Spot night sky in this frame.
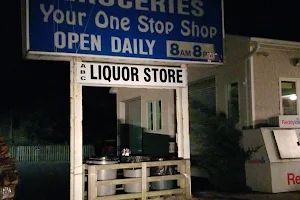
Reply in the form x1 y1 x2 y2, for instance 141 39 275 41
0 0 299 143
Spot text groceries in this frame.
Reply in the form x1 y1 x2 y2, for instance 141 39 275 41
76 62 187 87
27 0 223 63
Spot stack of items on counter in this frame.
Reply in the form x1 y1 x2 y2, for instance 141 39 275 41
0 136 18 200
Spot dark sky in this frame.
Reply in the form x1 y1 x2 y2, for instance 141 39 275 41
2 1 299 65
0 1 299 134
2 1 300 60
1 0 299 104
2 1 298 61
224 1 300 42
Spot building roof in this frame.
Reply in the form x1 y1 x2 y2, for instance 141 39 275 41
250 37 300 50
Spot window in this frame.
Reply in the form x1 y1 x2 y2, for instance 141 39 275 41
147 100 162 131
281 80 297 115
227 82 239 124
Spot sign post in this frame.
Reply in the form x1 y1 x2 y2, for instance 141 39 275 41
70 59 84 200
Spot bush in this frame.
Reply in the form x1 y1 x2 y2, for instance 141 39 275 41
190 107 258 192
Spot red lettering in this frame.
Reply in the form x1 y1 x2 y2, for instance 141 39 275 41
288 173 295 185
296 175 300 184
282 120 296 125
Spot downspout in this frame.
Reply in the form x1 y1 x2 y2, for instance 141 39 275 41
244 41 260 128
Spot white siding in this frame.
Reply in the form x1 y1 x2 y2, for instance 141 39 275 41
253 48 300 125
116 88 175 136
188 35 251 128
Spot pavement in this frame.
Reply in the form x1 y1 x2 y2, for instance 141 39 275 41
193 191 300 200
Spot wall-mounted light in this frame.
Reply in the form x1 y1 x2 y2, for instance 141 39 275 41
282 94 298 101
289 94 297 101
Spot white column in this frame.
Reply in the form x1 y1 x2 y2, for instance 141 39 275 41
181 64 191 197
181 64 190 159
176 87 183 158
70 60 84 200
176 65 190 159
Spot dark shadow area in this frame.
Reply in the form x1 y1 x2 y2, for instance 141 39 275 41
14 162 69 200
83 87 117 146
191 176 214 192
6 85 117 199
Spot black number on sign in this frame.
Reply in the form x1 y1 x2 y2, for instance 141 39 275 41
170 43 179 56
193 45 202 57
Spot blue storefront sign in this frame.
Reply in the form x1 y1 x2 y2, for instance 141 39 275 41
25 0 224 64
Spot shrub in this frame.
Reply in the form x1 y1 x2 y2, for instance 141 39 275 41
190 106 259 192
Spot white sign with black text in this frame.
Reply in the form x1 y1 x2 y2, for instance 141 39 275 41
76 62 187 87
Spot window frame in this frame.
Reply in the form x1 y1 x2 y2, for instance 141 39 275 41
146 100 162 131
227 81 240 124
279 77 300 115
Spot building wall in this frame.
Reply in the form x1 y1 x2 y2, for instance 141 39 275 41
187 34 251 129
253 48 300 125
114 34 252 133
116 88 175 136
113 35 300 153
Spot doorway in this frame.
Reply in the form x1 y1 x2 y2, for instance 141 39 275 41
124 97 142 155
82 86 117 157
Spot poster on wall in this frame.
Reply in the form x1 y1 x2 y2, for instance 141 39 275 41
23 0 224 65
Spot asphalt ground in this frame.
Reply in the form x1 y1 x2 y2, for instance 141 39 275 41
193 191 300 200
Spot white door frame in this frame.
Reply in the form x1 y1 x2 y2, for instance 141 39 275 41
70 60 190 200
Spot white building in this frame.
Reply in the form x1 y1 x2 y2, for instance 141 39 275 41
189 35 300 129
112 34 300 179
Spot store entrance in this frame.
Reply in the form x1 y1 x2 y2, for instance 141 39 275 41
125 97 142 155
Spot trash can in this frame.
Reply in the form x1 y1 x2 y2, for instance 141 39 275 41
150 158 176 190
121 156 151 193
86 157 119 196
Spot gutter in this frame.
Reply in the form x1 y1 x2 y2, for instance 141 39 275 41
246 41 260 59
251 37 300 50
244 41 260 128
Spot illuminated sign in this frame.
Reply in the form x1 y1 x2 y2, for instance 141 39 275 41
24 0 224 64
